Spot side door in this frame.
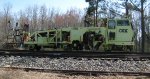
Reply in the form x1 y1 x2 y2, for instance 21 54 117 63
107 20 116 42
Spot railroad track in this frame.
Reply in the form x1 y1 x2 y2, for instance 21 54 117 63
2 67 150 76
0 50 150 76
0 50 150 60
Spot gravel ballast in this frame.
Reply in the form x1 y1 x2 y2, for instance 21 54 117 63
0 56 150 72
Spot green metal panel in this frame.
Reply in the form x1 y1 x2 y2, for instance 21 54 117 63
106 19 134 45
37 37 48 44
116 26 133 41
70 27 86 42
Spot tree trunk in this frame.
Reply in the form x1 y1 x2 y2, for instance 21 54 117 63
141 0 145 52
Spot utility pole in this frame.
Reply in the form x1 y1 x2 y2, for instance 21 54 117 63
141 0 145 52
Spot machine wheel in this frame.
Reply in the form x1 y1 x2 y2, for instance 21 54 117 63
65 44 72 50
127 46 133 52
36 46 41 51
29 45 34 50
104 45 112 52
84 44 90 50
34 45 41 51
79 42 83 50
72 41 81 50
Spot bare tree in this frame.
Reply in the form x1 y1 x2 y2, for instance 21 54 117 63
25 6 32 28
39 5 47 30
52 9 82 28
54 13 64 28
3 3 12 34
65 9 81 27
18 10 26 29
47 8 56 29
32 5 38 31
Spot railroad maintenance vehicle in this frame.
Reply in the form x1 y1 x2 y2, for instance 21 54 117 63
23 18 135 51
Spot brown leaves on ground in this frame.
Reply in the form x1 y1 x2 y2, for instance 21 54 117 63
0 68 149 79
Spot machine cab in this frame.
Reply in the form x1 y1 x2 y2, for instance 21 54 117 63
107 18 134 45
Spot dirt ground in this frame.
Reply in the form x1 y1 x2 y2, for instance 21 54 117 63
0 68 149 79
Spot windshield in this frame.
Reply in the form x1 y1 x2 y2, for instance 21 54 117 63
117 20 129 26
108 20 116 29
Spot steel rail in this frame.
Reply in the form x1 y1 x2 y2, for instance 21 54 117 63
0 50 150 60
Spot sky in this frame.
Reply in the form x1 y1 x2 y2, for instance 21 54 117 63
0 0 89 13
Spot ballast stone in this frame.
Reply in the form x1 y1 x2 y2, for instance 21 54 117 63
0 56 150 72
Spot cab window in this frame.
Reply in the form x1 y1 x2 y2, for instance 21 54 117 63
117 20 129 26
108 20 116 29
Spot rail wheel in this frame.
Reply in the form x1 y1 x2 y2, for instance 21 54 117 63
127 46 133 52
64 44 72 50
72 41 82 50
29 45 34 50
35 46 41 51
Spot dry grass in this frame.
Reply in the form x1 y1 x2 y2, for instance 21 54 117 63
0 68 149 79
